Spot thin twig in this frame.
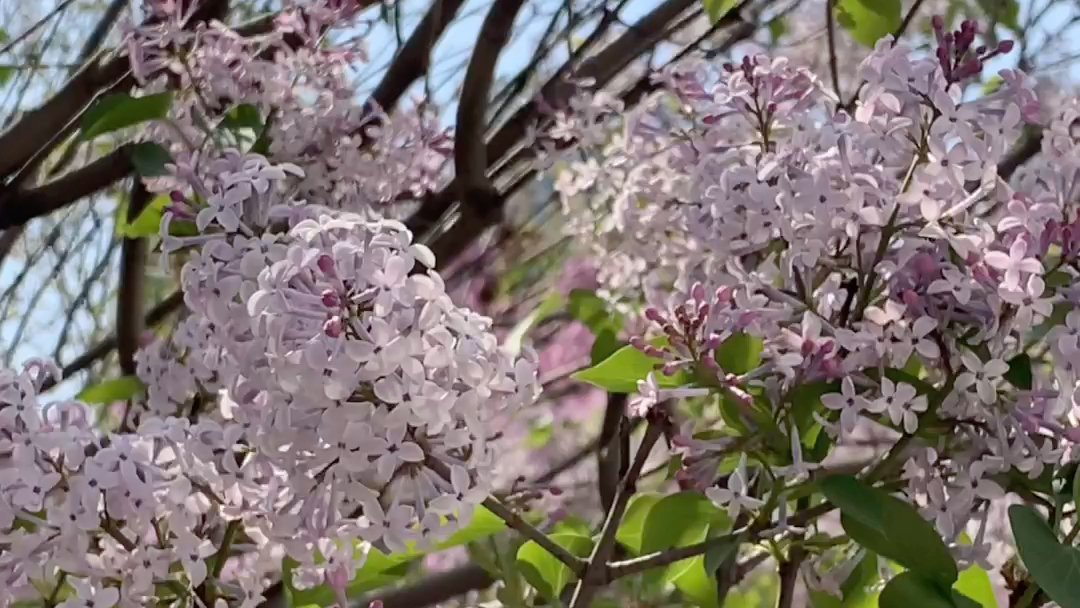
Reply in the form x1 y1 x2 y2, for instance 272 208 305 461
824 0 842 101
423 450 587 574
606 501 835 580
0 0 79 57
568 422 663 608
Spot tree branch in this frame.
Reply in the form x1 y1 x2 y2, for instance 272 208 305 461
453 0 528 220
597 393 628 514
606 502 835 580
0 144 133 230
409 0 702 265
568 421 663 608
39 290 185 393
825 0 841 101
353 564 495 608
422 449 587 574
117 180 149 426
370 0 466 113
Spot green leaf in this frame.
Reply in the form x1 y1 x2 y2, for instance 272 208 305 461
0 66 15 89
116 194 169 238
1009 504 1080 608
1005 353 1033 390
571 340 691 393
505 292 563 356
715 332 763 375
566 289 625 364
76 376 144 404
767 16 787 41
221 103 264 131
879 572 962 608
955 564 999 608
821 475 958 586
976 0 1020 31
80 92 174 140
702 0 738 24
515 528 594 601
130 142 173 178
616 493 664 553
834 0 901 47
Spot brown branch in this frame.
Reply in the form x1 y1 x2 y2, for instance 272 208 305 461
408 0 702 264
568 422 663 608
825 0 842 101
999 126 1043 181
353 564 495 608
454 0 529 208
0 144 133 230
597 394 628 513
118 181 150 377
39 290 185 393
370 0 467 113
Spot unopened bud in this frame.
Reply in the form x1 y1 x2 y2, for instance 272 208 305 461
323 315 343 338
997 40 1014 54
645 307 664 323
691 282 706 302
317 254 336 276
630 335 648 351
321 289 341 308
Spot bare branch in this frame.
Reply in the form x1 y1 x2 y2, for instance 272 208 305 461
40 291 185 393
825 0 841 100
0 144 132 230
117 180 150 377
455 0 529 198
0 0 80 57
370 0 467 113
353 565 495 608
568 422 663 608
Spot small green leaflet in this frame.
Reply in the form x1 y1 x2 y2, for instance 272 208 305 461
714 332 763 375
1009 504 1080 608
566 289 625 363
515 525 594 601
571 339 691 393
834 0 901 48
130 142 173 178
76 376 145 404
702 0 738 24
80 92 174 140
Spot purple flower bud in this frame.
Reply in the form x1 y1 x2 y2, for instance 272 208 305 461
645 307 664 323
661 362 681 376
321 289 341 308
704 335 722 350
691 282 706 302
715 286 733 304
643 345 663 358
323 315 343 337
317 254 336 276
170 190 187 204
931 15 944 31
702 352 720 371
630 335 647 351
998 40 1014 54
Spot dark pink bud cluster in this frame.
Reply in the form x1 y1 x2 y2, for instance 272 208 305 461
630 283 734 377
932 16 1014 84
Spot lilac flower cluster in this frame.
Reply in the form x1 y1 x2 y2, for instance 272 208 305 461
552 16 1080 588
0 2 539 606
